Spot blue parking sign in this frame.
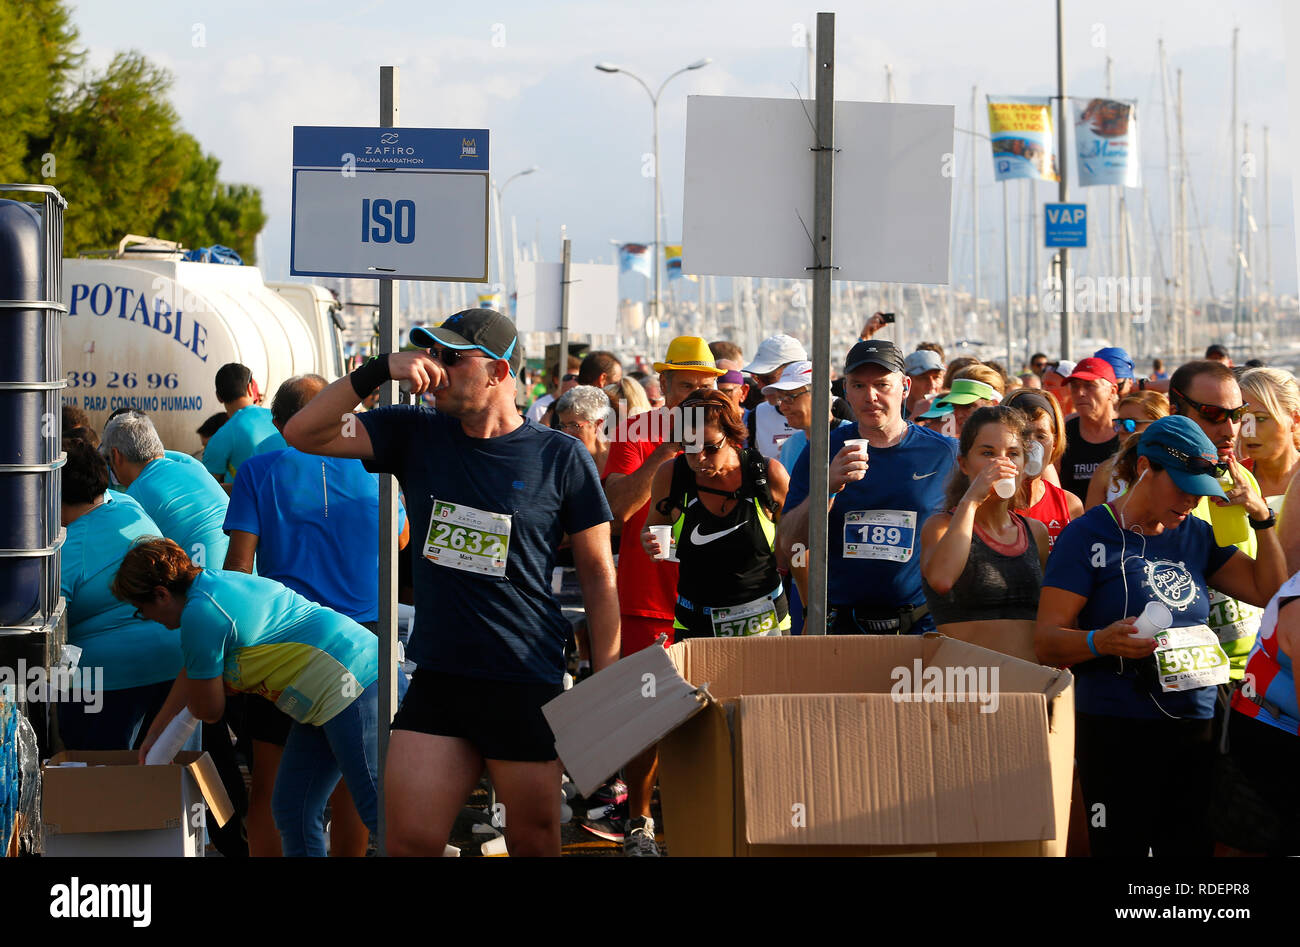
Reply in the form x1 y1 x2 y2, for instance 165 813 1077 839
1045 203 1086 248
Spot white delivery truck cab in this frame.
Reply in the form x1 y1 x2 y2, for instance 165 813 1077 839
62 248 345 454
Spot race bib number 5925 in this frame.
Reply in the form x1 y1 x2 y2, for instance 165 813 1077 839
423 499 511 577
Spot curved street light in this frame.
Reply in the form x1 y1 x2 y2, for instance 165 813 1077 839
491 165 540 301
597 58 711 346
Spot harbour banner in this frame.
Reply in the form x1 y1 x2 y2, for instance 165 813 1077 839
664 244 696 282
986 96 1059 182
619 242 652 278
1072 97 1141 187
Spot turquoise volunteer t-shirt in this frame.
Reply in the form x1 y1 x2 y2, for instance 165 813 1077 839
61 492 183 690
127 457 231 568
180 570 379 725
164 449 203 468
202 405 279 484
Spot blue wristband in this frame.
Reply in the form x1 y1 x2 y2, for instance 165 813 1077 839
1086 629 1100 657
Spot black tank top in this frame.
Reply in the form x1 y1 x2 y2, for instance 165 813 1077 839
667 450 779 607
1060 415 1118 500
921 513 1043 624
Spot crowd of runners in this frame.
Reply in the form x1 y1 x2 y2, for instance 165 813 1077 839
52 305 1300 858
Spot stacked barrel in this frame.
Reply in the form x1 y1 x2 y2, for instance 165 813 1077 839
0 185 68 754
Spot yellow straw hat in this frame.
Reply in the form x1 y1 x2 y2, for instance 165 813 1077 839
652 336 725 375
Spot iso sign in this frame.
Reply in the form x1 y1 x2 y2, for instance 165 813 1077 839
290 126 490 281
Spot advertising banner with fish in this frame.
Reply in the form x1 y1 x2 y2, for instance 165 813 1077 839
986 96 1059 182
1072 97 1141 187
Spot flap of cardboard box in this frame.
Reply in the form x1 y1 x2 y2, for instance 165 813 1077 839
543 642 709 797
43 750 234 834
738 692 1057 847
177 751 235 828
669 635 926 698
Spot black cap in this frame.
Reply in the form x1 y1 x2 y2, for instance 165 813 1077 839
409 309 522 376
844 339 905 375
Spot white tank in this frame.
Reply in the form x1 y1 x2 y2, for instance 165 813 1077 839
61 258 324 454
265 281 347 380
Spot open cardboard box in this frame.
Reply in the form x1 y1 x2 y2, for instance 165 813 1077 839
544 634 1073 856
42 750 235 857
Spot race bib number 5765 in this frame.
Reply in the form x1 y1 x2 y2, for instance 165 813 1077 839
423 499 511 577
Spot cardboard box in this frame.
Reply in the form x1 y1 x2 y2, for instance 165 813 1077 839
42 750 235 857
545 634 1073 856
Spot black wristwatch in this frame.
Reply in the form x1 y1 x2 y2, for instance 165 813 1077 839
1249 507 1277 530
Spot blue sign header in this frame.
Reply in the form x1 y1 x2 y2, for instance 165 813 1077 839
292 126 489 171
1044 202 1087 248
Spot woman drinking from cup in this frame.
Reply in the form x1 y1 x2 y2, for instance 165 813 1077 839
920 406 1049 661
1036 415 1286 856
1005 389 1083 549
641 390 790 638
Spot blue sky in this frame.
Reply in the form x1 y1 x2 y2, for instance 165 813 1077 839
69 0 1295 299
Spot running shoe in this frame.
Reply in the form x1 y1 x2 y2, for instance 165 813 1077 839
624 815 661 857
579 809 627 843
584 777 628 809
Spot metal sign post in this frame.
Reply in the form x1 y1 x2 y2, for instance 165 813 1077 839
805 11 836 636
376 65 400 856
558 238 572 381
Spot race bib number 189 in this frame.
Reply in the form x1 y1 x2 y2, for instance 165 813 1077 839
842 510 917 562
423 499 511 577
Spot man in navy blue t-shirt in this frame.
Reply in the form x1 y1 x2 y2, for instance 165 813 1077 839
778 340 958 634
285 308 619 857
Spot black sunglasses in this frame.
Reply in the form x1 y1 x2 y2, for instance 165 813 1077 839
432 346 494 369
699 437 729 455
1157 445 1228 476
1172 387 1250 425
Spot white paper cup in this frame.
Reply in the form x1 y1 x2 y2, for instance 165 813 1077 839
843 438 870 454
648 525 673 560
994 478 1017 499
1132 601 1173 639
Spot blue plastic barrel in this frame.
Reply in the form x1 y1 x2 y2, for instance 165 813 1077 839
0 198 54 626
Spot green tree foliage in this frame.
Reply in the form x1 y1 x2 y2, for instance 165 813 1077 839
0 0 82 181
0 0 266 262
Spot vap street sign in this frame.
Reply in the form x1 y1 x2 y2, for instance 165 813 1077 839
1044 202 1087 248
291 126 490 281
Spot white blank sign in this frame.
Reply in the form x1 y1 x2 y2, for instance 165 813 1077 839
682 95 953 283
291 169 489 281
515 262 620 334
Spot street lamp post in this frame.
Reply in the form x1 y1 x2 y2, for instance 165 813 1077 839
596 58 710 349
491 166 539 307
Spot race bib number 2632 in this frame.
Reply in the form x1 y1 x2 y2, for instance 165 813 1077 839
423 499 511 578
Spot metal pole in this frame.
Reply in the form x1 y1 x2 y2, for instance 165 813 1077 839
1055 0 1071 360
1159 40 1177 361
376 64 400 855
1265 125 1274 349
652 97 662 354
971 85 981 310
806 11 835 637
1177 70 1191 357
1231 27 1241 340
492 182 506 303
1003 182 1012 369
559 238 572 374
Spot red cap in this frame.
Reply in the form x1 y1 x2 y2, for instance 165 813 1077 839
1067 357 1117 385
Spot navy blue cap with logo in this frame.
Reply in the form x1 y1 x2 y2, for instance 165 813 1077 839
409 308 522 376
1136 415 1228 499
1093 346 1135 380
